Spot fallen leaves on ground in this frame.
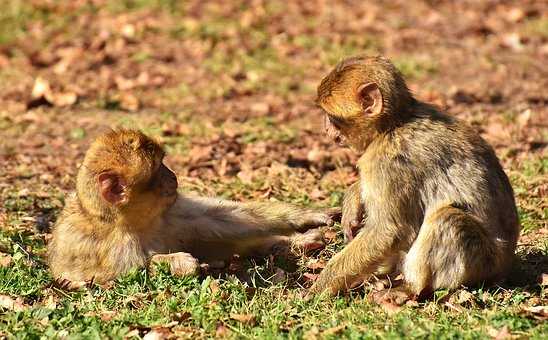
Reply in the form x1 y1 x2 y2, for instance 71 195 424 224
487 325 512 340
0 253 12 267
230 313 256 326
142 327 174 340
521 305 548 321
0 295 27 312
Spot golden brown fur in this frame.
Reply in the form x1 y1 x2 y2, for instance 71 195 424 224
48 129 337 286
310 55 520 296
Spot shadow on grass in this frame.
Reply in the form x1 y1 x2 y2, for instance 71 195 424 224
502 250 548 292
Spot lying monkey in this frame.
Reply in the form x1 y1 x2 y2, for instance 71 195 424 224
48 129 338 287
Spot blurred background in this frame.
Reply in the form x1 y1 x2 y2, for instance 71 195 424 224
0 0 546 230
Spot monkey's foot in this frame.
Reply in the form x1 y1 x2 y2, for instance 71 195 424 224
295 207 341 231
292 229 326 252
150 252 200 277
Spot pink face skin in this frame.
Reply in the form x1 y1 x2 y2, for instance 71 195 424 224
324 114 348 147
154 163 178 198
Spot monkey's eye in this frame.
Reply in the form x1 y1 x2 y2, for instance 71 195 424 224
143 142 156 154
328 115 345 129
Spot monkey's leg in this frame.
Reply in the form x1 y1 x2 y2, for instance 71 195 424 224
402 206 501 295
149 252 200 277
341 182 365 243
309 225 398 295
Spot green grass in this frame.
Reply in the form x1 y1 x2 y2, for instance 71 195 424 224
1 155 547 338
1 251 547 338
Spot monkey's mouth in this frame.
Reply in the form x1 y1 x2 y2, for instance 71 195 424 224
334 136 347 147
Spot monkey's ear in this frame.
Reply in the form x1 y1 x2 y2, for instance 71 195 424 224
98 171 127 205
357 82 383 115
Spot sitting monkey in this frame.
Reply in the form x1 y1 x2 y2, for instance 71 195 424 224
309 56 520 298
48 129 338 287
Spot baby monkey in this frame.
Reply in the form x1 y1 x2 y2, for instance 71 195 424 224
48 129 337 287
309 56 520 297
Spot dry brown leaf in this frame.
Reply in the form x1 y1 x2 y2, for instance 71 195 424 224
307 148 326 163
370 289 411 314
250 102 269 115
406 300 420 308
454 289 476 305
444 301 464 313
487 325 512 339
100 310 117 321
501 33 524 51
215 324 230 337
0 294 26 312
143 327 173 340
517 109 532 128
271 267 287 284
306 259 326 271
538 273 548 286
124 329 140 338
309 188 325 199
209 280 220 294
521 305 548 321
303 326 320 340
303 273 319 283
30 77 77 107
188 145 213 163
322 325 346 336
172 311 191 322
49 91 78 107
0 253 12 267
379 300 402 315
230 313 256 325
322 229 338 243
119 93 140 112
236 169 255 184
42 295 57 310
31 77 51 99
505 8 525 22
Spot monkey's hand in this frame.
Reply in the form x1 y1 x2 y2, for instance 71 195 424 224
272 229 326 258
292 207 341 232
290 229 326 253
341 182 364 243
150 252 200 277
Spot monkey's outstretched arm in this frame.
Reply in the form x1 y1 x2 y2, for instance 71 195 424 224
172 195 339 241
309 224 397 295
341 182 365 243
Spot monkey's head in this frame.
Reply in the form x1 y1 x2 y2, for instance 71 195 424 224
316 55 414 152
76 129 178 226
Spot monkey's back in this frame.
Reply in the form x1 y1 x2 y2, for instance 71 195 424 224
358 105 519 255
48 194 147 283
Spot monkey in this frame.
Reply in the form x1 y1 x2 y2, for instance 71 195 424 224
308 55 520 298
48 129 339 287
340 182 364 243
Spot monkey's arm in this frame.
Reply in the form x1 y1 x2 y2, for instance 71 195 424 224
172 195 338 241
341 182 365 243
309 223 397 295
